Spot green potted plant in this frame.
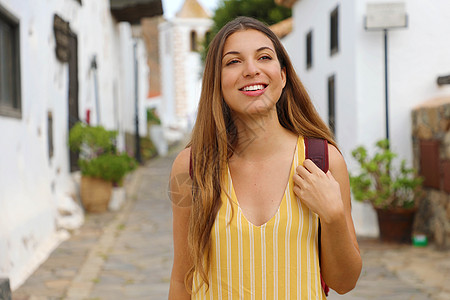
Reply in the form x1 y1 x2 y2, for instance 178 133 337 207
69 122 137 213
349 139 423 243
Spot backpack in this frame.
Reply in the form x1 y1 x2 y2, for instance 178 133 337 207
305 137 330 297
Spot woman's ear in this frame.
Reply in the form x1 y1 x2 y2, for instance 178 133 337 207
281 67 287 88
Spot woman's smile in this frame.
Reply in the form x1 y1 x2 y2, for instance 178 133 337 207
239 83 268 97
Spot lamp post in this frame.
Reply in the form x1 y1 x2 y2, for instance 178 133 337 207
365 2 407 144
133 40 142 164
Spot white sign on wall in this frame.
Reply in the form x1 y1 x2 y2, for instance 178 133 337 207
365 2 407 30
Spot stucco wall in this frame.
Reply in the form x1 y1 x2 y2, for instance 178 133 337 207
0 0 148 289
287 0 450 237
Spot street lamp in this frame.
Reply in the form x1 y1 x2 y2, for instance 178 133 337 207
364 2 407 143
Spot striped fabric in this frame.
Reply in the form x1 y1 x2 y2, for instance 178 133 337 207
193 136 326 300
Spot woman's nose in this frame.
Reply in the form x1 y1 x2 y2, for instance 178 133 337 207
243 60 260 77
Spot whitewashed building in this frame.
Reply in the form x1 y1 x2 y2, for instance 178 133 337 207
159 0 212 133
0 0 162 289
277 0 450 236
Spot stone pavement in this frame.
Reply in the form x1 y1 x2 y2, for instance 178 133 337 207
11 145 450 300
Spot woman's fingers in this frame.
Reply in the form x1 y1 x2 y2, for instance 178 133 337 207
296 159 324 178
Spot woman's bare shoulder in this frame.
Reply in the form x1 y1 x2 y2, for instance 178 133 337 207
327 143 348 174
170 147 193 208
171 147 191 176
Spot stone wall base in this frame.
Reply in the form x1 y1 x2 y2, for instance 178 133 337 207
0 278 11 300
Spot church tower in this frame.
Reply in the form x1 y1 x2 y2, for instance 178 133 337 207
159 0 212 132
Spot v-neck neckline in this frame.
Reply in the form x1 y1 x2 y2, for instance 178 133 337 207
227 137 299 228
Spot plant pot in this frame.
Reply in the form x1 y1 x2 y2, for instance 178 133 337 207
375 208 416 244
80 176 113 213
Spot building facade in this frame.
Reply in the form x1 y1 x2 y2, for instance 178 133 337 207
159 0 212 133
278 0 450 236
0 0 161 289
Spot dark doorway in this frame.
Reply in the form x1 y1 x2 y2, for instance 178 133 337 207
68 31 79 171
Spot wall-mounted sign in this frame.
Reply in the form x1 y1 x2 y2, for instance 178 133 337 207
53 14 71 62
365 2 407 30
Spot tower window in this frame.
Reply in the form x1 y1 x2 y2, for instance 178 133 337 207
190 30 197 52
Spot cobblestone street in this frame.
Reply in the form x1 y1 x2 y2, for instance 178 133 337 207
12 145 450 300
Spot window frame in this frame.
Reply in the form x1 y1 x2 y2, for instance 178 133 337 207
328 74 336 135
330 6 339 56
306 30 313 69
0 4 21 119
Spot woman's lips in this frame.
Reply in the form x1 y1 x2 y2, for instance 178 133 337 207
239 84 267 97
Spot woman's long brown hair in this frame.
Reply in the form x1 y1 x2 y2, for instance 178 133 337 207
186 16 336 292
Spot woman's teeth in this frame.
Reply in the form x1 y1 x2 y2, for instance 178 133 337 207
242 84 265 91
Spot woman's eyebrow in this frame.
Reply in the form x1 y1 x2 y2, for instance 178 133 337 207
256 46 275 53
223 46 274 59
222 51 240 59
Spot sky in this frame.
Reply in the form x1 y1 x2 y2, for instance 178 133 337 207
162 0 221 19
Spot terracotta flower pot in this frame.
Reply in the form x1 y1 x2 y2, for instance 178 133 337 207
375 208 417 244
80 176 113 213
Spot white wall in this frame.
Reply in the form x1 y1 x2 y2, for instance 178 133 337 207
159 21 176 126
0 0 149 289
288 0 450 237
290 0 358 165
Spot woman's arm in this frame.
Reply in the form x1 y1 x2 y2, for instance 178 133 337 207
168 148 193 300
293 144 362 294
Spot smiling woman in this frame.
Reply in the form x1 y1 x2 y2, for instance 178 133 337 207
221 29 286 117
168 16 362 299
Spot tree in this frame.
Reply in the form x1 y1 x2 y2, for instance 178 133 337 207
201 0 291 61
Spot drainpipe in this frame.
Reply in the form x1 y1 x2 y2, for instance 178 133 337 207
90 55 100 124
133 40 142 164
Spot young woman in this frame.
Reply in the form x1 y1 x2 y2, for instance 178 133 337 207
169 16 362 299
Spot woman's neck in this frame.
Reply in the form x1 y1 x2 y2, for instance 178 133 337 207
231 109 297 161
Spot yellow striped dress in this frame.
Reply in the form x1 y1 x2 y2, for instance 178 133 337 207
192 136 326 300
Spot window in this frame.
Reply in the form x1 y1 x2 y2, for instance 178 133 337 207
328 75 336 135
306 31 312 69
190 30 197 52
0 5 21 118
48 112 54 159
330 6 339 55
205 30 211 44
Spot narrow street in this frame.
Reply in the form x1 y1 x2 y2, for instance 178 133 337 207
12 144 450 300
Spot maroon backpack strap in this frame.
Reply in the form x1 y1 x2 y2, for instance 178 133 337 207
189 151 193 180
304 137 329 173
304 137 330 297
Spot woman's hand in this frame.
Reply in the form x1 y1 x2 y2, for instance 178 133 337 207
293 159 344 223
294 145 362 294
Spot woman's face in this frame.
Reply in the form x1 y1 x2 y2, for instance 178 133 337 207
221 29 286 117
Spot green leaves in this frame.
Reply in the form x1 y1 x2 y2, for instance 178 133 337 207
201 0 292 63
79 153 137 184
349 139 423 209
68 122 117 159
69 122 138 183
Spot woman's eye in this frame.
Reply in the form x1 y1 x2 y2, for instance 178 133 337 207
259 55 272 61
226 59 240 65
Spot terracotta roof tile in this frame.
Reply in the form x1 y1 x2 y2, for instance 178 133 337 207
269 17 293 39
